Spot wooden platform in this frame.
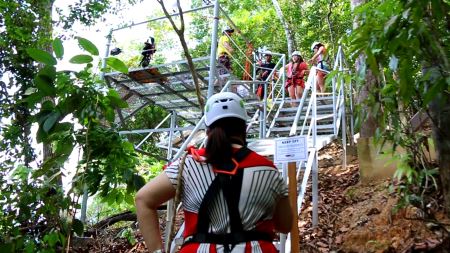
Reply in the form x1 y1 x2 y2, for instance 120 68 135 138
128 68 168 84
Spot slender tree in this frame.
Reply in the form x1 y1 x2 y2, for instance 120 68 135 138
351 0 379 138
157 0 205 110
272 0 294 56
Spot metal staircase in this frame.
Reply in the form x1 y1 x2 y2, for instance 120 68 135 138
100 2 353 252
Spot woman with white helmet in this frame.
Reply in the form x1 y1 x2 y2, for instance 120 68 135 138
308 42 328 92
136 92 292 253
285 51 309 106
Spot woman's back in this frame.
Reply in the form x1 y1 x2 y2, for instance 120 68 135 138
165 149 288 252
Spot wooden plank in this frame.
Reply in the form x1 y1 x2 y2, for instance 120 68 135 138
288 162 300 253
127 68 169 84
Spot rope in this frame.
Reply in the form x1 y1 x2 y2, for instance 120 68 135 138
242 43 254 80
166 151 189 253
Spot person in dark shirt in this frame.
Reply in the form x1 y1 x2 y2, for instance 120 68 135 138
256 51 277 100
140 36 156 68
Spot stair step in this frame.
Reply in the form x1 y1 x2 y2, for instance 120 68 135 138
276 113 334 122
280 104 333 113
270 123 334 132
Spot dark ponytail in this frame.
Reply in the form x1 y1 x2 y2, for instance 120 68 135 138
205 117 246 166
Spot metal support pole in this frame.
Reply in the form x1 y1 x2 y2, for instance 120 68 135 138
259 110 264 139
253 52 257 92
262 82 268 137
282 54 286 99
100 30 113 79
167 111 177 160
312 69 319 227
207 0 220 98
339 53 347 170
349 70 355 145
165 111 177 251
80 184 88 223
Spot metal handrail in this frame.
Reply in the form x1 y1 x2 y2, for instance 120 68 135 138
135 113 174 149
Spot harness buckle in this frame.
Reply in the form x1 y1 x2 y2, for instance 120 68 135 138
212 158 239 175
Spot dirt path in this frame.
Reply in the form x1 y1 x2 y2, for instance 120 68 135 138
298 141 450 253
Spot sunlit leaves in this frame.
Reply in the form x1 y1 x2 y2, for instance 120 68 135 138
76 37 99 56
26 48 57 65
69 54 94 64
52 38 64 59
106 57 128 74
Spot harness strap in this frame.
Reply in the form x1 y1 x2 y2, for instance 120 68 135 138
196 147 250 233
184 231 273 245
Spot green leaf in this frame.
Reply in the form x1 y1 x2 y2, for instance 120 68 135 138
76 37 99 56
72 219 84 236
52 38 64 59
43 111 61 133
424 80 445 105
105 108 115 122
55 138 74 157
69 54 93 64
107 89 128 108
106 57 128 74
26 48 57 65
12 165 32 180
35 75 56 96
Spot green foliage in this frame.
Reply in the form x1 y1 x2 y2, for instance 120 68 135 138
106 57 129 74
77 37 99 56
26 49 57 65
52 38 64 59
0 37 145 252
69 54 94 64
118 227 137 245
348 0 449 209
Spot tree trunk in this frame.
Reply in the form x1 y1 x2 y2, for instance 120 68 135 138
351 0 378 138
178 34 205 109
157 0 205 110
357 66 379 138
431 94 450 215
91 211 137 230
425 60 450 215
40 0 63 186
272 0 293 56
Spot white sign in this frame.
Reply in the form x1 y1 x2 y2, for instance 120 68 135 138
274 136 308 163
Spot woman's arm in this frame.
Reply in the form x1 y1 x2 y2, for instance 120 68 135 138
272 196 293 233
223 40 234 54
135 173 176 252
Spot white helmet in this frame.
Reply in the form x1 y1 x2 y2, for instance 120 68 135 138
204 92 248 126
291 51 301 57
264 50 272 56
311 42 320 51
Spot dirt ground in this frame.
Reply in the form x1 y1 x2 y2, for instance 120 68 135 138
78 141 450 252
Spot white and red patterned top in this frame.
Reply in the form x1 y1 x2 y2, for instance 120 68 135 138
164 148 288 253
